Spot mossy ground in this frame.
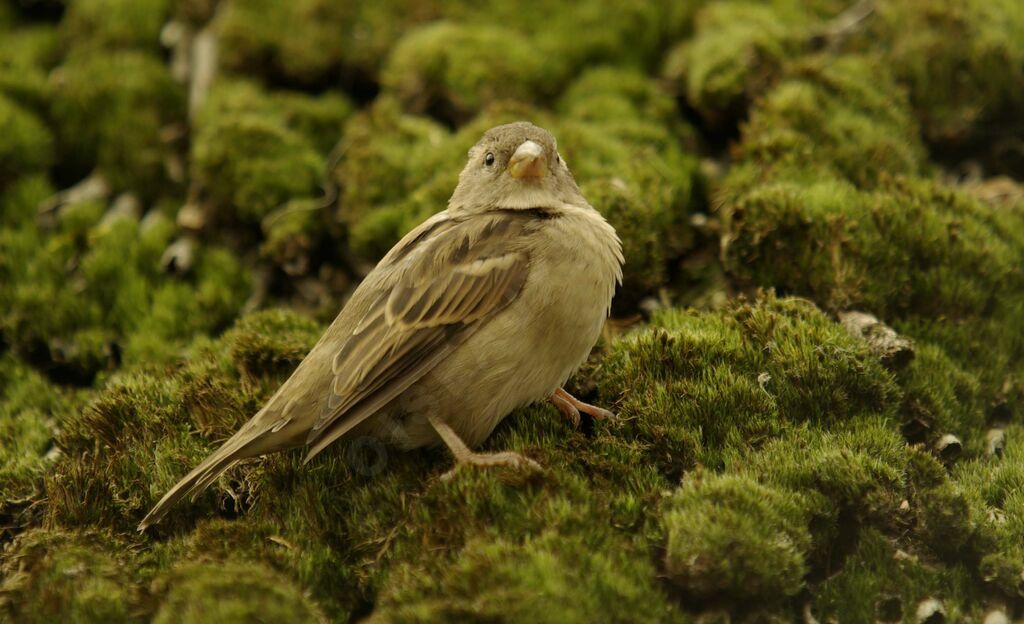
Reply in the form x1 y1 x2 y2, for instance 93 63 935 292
2 0 1023 622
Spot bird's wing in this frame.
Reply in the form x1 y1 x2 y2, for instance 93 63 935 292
303 210 536 461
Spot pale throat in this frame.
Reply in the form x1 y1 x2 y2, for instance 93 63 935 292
491 184 569 210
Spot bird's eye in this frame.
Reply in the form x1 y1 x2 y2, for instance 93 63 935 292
484 152 495 167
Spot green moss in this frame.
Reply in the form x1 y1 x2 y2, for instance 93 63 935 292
382 21 559 122
663 473 811 602
330 97 451 256
725 55 926 189
273 90 354 155
47 309 318 533
374 531 682 623
49 50 185 196
663 2 809 127
0 354 86 503
0 25 59 113
192 84 325 223
216 0 439 86
152 561 326 623
259 199 317 272
0 529 140 623
956 425 1024 597
718 52 1024 431
853 0 1024 146
895 342 986 451
199 80 353 156
224 309 322 386
812 528 983 622
62 0 171 52
723 176 1023 317
598 294 899 471
1 197 249 385
0 94 53 186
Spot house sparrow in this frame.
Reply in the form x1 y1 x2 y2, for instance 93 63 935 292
139 122 623 530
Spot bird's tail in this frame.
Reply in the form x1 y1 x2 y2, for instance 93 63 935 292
137 419 286 531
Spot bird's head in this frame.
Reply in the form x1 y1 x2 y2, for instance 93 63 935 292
449 122 585 213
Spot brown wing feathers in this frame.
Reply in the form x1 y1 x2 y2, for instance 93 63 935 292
304 212 532 461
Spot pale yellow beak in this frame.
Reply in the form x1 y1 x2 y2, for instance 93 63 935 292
508 140 547 179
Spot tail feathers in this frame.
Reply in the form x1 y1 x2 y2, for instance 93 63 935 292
138 431 258 532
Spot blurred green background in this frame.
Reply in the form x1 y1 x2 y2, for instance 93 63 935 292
2 0 1024 621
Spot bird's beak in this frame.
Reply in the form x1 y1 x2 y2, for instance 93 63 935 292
508 140 547 179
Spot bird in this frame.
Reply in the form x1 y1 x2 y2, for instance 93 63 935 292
138 121 624 530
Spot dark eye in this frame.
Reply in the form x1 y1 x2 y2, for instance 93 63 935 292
484 152 495 167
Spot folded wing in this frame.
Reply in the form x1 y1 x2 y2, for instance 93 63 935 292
303 210 535 461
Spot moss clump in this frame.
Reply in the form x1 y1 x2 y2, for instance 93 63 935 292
0 354 86 506
812 528 983 622
724 55 926 189
198 80 353 156
719 53 1024 429
382 21 559 123
259 199 324 277
0 195 250 385
62 0 171 52
0 25 59 114
895 342 986 452
598 295 898 473
724 176 1021 318
216 0 439 86
152 561 326 623
956 425 1024 597
663 2 810 128
854 0 1024 147
49 50 185 196
373 532 679 623
0 94 53 186
663 474 810 602
0 529 139 623
191 82 328 224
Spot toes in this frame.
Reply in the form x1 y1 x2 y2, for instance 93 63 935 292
583 405 615 421
565 406 581 428
509 452 542 473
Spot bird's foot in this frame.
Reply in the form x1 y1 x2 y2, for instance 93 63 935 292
440 450 542 482
429 415 542 481
549 387 614 428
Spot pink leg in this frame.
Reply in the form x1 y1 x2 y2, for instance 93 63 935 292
549 387 615 428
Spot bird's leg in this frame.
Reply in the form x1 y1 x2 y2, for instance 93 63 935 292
550 387 614 427
428 415 541 481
